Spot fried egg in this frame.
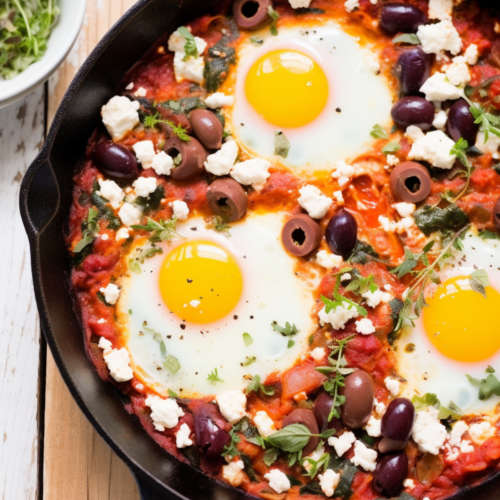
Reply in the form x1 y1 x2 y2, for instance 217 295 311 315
397 230 500 415
229 23 392 170
118 212 319 398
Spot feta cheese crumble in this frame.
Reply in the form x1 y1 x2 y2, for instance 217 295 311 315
412 406 447 454
318 303 359 330
98 337 134 382
151 151 174 176
365 415 382 437
253 411 276 437
344 0 360 12
170 200 190 221
350 440 378 471
420 72 464 102
469 421 495 445
205 140 239 176
475 131 500 159
230 158 271 190
298 185 333 219
316 250 343 269
100 283 120 305
362 289 383 308
433 109 448 130
356 318 375 335
116 228 130 240
464 43 479 65
328 431 356 457
417 20 462 60
444 56 471 86
204 92 235 108
318 469 340 497
145 395 185 431
118 203 142 227
385 377 401 396
216 390 247 424
394 202 416 218
409 129 457 169
97 179 125 209
176 423 193 448
133 140 156 169
311 347 326 361
332 160 355 187
222 460 245 487
133 177 157 198
101 96 140 141
264 469 290 494
168 29 207 84
428 0 452 20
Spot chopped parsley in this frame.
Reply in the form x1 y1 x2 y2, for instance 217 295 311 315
207 368 224 384
245 374 274 396
382 141 401 155
242 332 253 346
370 124 388 139
131 217 184 243
73 207 99 253
274 130 291 158
272 321 299 337
466 367 500 401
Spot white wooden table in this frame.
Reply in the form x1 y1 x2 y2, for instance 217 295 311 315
0 1 140 498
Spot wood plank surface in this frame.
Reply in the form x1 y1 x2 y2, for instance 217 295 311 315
44 1 140 499
0 88 45 500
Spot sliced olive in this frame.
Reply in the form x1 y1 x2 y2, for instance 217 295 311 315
233 0 271 30
163 136 208 181
390 161 432 203
190 109 223 150
282 409 319 456
93 141 139 180
391 97 435 130
395 47 431 96
381 398 415 442
282 214 322 257
373 452 408 498
207 178 247 222
380 3 427 35
341 370 375 430
325 209 357 257
494 196 500 232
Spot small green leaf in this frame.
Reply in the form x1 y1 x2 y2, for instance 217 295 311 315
265 423 311 452
272 321 299 337
267 6 280 36
207 368 224 384
479 230 500 240
370 124 388 139
243 356 257 366
466 374 481 386
470 269 489 298
129 259 142 274
73 233 94 253
164 355 180 374
177 27 199 60
486 373 500 396
382 142 401 154
287 340 295 349
393 33 421 45
168 389 178 398
274 130 291 158
243 332 253 346
412 393 440 412
263 448 279 466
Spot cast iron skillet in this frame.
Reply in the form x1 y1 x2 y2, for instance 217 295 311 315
19 0 500 498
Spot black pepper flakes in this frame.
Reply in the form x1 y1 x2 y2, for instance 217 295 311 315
180 324 186 330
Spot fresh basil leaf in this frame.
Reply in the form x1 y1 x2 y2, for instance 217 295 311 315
265 424 312 452
134 185 165 214
470 269 489 297
333 462 357 499
393 33 421 45
412 393 440 412
204 37 237 93
263 447 279 466
168 389 178 398
479 230 500 240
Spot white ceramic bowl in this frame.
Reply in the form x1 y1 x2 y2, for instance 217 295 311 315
0 0 87 108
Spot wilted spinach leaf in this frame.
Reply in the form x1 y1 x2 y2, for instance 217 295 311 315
348 241 379 264
293 7 325 14
91 180 121 230
160 97 206 115
240 453 259 482
388 298 404 344
333 462 358 499
299 481 323 495
204 38 237 93
134 185 165 215
413 204 469 236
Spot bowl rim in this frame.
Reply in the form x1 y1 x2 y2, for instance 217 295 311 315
0 0 87 108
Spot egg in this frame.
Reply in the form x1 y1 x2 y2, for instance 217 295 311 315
396 230 500 415
229 23 392 170
118 212 319 398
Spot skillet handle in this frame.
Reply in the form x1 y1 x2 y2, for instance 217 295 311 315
19 152 60 240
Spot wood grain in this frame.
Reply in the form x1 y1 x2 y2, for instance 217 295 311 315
0 88 45 500
44 1 140 499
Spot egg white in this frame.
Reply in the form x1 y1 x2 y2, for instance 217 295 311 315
118 212 320 398
229 23 392 171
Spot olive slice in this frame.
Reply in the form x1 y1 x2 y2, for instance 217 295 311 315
233 0 272 30
207 178 248 222
390 161 432 203
190 109 223 150
282 214 322 257
163 136 209 181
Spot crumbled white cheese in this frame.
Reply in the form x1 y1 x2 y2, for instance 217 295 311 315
461 440 474 453
417 20 462 60
222 460 245 487
97 179 125 209
385 377 401 396
168 29 207 54
133 177 157 198
190 300 200 308
449 420 469 447
405 125 425 142
469 421 495 445
444 56 471 86
356 318 376 335
298 185 333 219
318 303 359 330
97 318 106 324
289 0 312 8
119 203 141 227
386 154 400 166
176 423 193 448
264 469 291 494
146 395 185 431
100 283 120 305
374 399 386 415
134 87 147 97
404 478 416 489
332 160 355 187
464 43 479 65
394 202 416 218
429 0 452 20
168 30 207 84
125 82 134 90
101 234 109 241
420 72 464 102
409 130 456 169
332 190 344 204
253 411 276 437
362 289 383 308
216 390 247 424
350 440 378 471
433 109 448 130
204 92 235 108
303 447 326 473
98 338 134 382
311 347 326 361
316 250 343 269
230 158 271 190
365 415 382 437
133 140 156 169
328 431 356 457
318 469 340 498
205 139 239 176
151 151 174 176
116 228 130 240
475 131 500 159
344 0 360 12
379 215 415 234
101 96 140 141
170 200 189 221
412 406 447 454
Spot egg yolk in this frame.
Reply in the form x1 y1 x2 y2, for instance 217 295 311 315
245 49 329 128
159 240 243 324
423 276 500 362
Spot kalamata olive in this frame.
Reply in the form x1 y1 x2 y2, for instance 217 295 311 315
391 97 435 131
93 141 139 180
381 398 415 442
190 109 223 150
282 214 322 257
378 437 407 454
372 452 408 498
341 370 375 430
380 3 427 35
194 416 230 458
493 197 500 232
325 209 357 258
207 178 248 222
447 99 479 143
233 0 271 30
163 136 208 181
390 161 432 203
313 392 344 434
395 47 431 96
282 409 319 456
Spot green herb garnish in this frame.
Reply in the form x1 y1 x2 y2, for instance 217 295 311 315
131 217 184 243
74 207 99 253
392 33 421 45
264 424 334 453
382 141 401 155
274 130 291 158
243 332 253 346
207 368 224 384
246 374 274 396
272 321 299 337
469 269 489 298
129 258 141 274
144 112 191 141
177 26 198 60
267 6 279 36
242 356 257 366
412 392 463 420
370 124 388 139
